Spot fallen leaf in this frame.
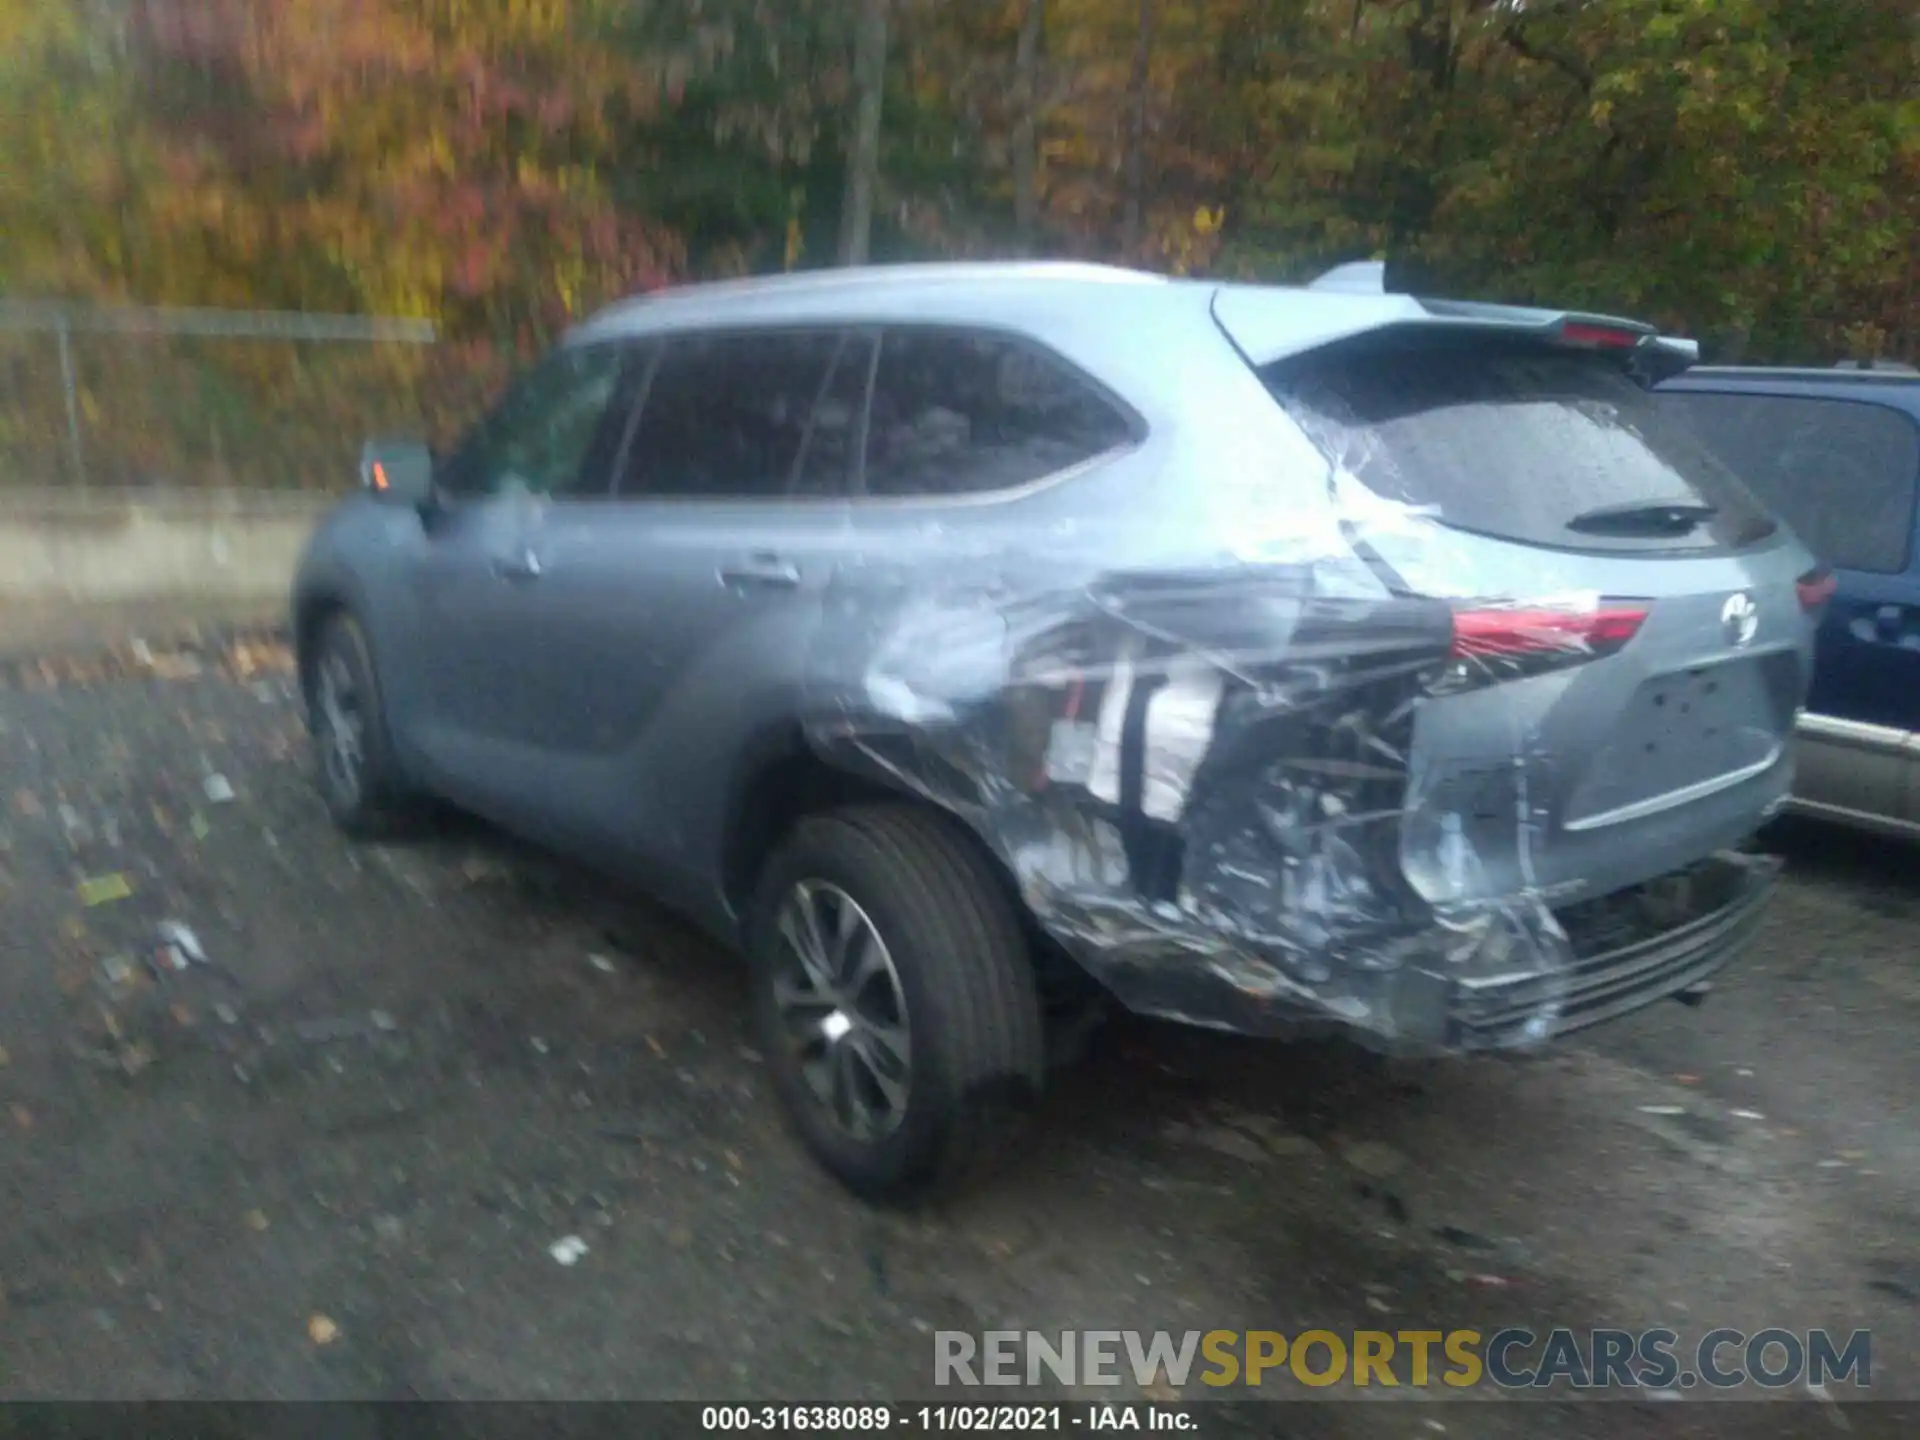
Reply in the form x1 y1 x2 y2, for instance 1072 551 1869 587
243 1210 269 1232
77 873 133 907
645 1035 666 1059
13 791 42 817
308 1314 339 1345
150 654 202 681
10 1103 33 1131
1335 1138 1406 1179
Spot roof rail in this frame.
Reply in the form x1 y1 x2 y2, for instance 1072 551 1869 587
1833 358 1920 374
1306 261 1390 295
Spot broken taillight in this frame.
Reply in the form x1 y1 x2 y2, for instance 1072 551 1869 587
1430 602 1650 694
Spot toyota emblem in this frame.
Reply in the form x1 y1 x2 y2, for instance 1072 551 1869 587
1721 591 1759 648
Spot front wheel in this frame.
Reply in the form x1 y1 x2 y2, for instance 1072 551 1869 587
307 611 412 836
748 805 1047 1204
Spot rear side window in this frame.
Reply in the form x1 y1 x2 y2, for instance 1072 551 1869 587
1264 334 1776 553
1660 391 1919 573
862 329 1132 498
620 330 849 499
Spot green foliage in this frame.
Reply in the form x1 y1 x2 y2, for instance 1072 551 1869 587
1 0 1914 487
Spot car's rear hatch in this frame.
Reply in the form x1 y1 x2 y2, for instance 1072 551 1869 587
1213 286 1819 910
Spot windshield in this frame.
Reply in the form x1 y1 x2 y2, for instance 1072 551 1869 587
1262 332 1778 554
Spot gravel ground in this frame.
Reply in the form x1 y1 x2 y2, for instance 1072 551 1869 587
0 656 1914 1438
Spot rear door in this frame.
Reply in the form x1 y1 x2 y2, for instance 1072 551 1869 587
1660 384 1920 830
501 327 873 888
1250 326 1816 909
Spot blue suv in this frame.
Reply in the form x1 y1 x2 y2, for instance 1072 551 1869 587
1661 363 1920 839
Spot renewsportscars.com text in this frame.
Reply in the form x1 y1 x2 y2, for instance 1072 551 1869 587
934 1328 1871 1391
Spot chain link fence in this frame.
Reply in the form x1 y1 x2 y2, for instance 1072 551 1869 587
0 302 441 492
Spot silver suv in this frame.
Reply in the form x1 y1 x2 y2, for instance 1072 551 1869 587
294 261 1818 1201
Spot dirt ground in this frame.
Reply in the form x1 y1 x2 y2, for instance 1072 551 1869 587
0 652 1915 1438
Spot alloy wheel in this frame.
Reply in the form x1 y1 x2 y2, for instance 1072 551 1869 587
315 647 366 807
770 879 913 1141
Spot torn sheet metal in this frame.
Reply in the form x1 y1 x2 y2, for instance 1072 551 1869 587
796 373 1787 1055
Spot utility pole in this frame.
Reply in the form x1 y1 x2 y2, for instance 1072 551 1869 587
1012 0 1045 252
838 0 891 266
1120 0 1155 257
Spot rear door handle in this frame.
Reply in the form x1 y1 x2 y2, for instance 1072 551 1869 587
492 548 543 583
720 553 801 590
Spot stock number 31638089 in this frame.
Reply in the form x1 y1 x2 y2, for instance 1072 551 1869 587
699 1405 1068 1431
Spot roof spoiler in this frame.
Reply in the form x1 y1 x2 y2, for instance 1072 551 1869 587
1307 260 1390 295
1648 335 1700 370
1261 266 1699 384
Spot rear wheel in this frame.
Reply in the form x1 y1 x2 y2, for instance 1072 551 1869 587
308 611 411 836
748 805 1047 1204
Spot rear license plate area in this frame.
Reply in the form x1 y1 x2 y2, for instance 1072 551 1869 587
1566 660 1782 823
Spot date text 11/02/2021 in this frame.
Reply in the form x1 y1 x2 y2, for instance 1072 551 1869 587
699 1406 1191 1432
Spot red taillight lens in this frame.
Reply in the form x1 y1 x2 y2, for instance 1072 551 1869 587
1434 602 1649 694
1795 568 1836 611
1450 604 1649 659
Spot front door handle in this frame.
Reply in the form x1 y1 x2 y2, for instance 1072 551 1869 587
720 553 801 590
492 548 543 583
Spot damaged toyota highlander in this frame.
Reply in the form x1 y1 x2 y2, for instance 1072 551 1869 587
292 261 1821 1201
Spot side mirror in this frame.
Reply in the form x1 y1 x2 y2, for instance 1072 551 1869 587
360 438 436 507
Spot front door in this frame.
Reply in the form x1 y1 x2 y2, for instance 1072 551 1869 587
403 340 641 818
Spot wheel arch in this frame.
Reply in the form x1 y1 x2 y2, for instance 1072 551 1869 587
717 723 1023 932
293 588 348 704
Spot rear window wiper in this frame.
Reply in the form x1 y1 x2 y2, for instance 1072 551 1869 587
1564 500 1718 537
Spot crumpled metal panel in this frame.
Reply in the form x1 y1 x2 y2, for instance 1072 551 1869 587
793 413 1780 1056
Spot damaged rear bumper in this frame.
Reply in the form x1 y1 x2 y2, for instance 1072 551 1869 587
1062 850 1779 1055
805 557 1791 1059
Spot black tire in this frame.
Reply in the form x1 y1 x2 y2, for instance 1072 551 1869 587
307 610 412 837
748 804 1047 1204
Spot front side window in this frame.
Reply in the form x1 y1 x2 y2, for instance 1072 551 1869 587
619 330 853 499
1660 391 1919 573
862 329 1133 499
437 343 635 501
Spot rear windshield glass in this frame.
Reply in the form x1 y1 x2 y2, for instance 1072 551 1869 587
1262 333 1777 554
